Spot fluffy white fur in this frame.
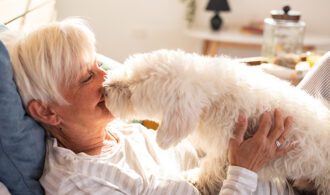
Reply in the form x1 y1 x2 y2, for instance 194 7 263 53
103 49 330 195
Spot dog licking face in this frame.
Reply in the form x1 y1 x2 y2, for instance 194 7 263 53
103 54 203 149
103 49 330 194
103 80 134 119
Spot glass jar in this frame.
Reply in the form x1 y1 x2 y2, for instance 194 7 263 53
262 6 305 62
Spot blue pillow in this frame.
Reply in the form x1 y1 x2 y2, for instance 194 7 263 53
0 41 46 195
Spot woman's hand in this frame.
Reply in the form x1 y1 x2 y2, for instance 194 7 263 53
228 109 296 172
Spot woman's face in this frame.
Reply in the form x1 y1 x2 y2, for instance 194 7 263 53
51 60 113 136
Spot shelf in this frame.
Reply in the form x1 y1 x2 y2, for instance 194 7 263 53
185 27 330 56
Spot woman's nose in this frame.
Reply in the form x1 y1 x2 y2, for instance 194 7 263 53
96 68 108 93
98 67 107 77
96 67 107 80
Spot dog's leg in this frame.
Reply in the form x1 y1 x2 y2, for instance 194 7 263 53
195 155 227 195
156 90 204 149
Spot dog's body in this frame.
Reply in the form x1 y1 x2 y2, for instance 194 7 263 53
103 50 330 195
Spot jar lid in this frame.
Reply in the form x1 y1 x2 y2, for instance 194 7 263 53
271 6 301 22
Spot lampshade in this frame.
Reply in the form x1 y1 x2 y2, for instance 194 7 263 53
206 0 230 12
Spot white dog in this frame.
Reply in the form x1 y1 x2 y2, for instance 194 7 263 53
103 50 330 195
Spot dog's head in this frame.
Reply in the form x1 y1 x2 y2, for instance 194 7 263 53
103 50 206 149
103 78 135 119
103 64 159 121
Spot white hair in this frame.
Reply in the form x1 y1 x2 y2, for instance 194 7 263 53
5 18 96 106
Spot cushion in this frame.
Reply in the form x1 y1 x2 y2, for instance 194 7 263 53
297 51 330 101
0 40 46 195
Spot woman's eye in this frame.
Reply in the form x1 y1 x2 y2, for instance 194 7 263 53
82 71 94 83
97 61 103 67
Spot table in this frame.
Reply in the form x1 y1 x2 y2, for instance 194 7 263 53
185 28 330 56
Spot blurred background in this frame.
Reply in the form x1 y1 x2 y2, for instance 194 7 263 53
1 0 330 62
55 0 330 62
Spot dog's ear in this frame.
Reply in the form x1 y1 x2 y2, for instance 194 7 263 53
156 91 203 149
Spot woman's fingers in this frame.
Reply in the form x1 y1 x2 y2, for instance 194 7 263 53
277 116 294 145
255 109 295 158
270 112 295 158
254 111 272 138
268 109 285 143
275 140 298 158
231 112 248 144
228 109 296 173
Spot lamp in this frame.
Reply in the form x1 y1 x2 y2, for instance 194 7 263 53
206 0 230 31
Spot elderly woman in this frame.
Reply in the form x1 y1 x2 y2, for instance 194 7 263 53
6 19 295 195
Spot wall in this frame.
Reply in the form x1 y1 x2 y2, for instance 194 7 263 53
56 0 330 62
0 0 56 32
56 0 200 62
195 0 330 35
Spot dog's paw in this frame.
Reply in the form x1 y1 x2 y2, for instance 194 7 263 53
156 135 172 149
290 178 317 195
193 180 221 195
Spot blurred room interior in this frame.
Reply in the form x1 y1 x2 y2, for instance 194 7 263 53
1 0 330 85
1 0 329 61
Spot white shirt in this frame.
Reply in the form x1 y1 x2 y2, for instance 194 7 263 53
40 120 293 195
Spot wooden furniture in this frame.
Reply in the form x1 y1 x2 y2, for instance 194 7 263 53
186 28 330 56
0 0 56 31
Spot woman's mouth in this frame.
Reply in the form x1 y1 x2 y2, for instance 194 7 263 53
97 98 105 105
98 96 106 107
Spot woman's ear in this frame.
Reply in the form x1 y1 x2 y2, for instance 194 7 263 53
27 100 61 126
